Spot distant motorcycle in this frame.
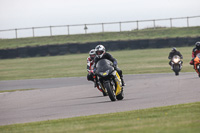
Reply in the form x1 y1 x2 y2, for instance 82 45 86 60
95 59 124 101
193 53 200 77
170 55 182 76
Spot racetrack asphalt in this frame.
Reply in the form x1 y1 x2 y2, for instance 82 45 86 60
0 72 200 125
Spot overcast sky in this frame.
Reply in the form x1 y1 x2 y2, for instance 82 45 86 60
0 0 200 30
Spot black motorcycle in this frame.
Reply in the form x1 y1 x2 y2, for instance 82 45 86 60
170 55 182 76
95 59 124 101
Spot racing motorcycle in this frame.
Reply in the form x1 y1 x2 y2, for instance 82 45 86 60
170 55 182 76
193 53 200 77
95 59 124 101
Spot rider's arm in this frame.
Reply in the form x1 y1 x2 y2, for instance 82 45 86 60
168 52 172 59
106 53 117 65
87 57 90 72
192 48 197 58
93 58 98 73
178 52 183 59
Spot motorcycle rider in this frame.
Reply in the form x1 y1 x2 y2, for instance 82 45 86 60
87 49 96 84
190 41 200 65
93 44 126 86
168 47 183 69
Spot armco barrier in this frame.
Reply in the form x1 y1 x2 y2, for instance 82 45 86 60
0 37 199 59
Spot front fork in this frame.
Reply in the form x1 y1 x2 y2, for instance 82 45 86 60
93 75 104 92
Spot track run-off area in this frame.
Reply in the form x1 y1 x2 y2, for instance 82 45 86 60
0 72 199 125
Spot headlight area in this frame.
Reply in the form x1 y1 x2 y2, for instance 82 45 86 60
100 70 110 76
173 58 180 63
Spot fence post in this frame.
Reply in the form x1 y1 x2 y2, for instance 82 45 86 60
67 25 70 35
136 21 139 30
153 20 156 29
84 24 88 34
15 29 18 39
187 17 189 27
119 22 122 32
50 26 52 36
32 27 35 37
102 23 104 32
170 18 172 28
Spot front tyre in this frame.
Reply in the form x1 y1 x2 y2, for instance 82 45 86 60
174 65 180 76
104 82 116 101
175 72 179 76
116 89 124 100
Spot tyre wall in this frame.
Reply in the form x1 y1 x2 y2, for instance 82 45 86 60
0 37 199 59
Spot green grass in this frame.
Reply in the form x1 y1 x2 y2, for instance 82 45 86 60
0 46 194 80
0 26 200 49
0 88 36 93
0 102 199 133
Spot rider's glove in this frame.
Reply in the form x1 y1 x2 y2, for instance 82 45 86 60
89 70 94 74
93 68 96 73
113 61 117 68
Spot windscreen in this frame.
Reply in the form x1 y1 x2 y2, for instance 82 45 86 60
172 55 180 60
96 59 114 73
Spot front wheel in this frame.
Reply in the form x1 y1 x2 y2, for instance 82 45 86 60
173 65 180 76
175 72 179 76
116 89 124 100
104 82 116 101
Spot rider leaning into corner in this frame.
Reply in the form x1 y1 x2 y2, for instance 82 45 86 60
168 47 183 69
87 49 96 85
93 44 126 86
190 41 200 66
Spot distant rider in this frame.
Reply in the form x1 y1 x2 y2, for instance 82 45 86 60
87 49 96 84
168 47 183 68
189 41 200 65
93 44 126 86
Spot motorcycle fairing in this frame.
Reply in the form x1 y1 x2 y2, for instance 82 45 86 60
194 55 200 75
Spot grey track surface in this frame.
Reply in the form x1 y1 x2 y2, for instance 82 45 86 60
0 72 200 125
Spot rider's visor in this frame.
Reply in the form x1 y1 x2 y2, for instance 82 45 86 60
96 51 103 55
90 54 95 58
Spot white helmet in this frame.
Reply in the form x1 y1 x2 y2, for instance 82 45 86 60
89 49 96 60
195 41 200 49
95 45 105 58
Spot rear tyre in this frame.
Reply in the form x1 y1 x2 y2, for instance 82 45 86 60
104 82 116 101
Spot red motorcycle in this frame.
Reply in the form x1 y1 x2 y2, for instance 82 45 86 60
193 53 200 77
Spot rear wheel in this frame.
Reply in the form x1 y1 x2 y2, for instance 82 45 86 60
104 82 116 101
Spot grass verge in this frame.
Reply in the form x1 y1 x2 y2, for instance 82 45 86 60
0 88 36 93
0 46 194 80
0 102 199 133
0 26 200 49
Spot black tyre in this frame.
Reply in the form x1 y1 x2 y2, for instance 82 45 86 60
116 89 124 100
174 65 180 76
104 82 116 101
175 72 179 76
198 65 200 73
102 91 108 96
